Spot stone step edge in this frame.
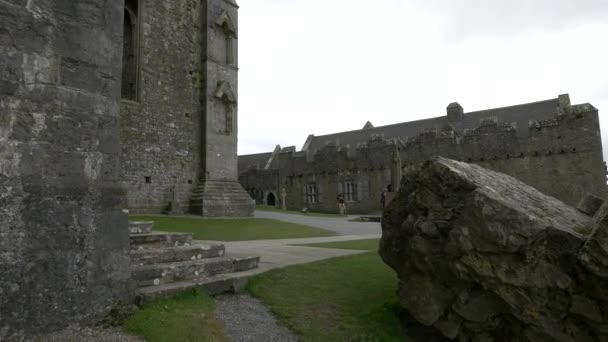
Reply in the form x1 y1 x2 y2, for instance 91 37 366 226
131 254 260 273
134 269 262 306
129 232 194 245
131 255 260 287
128 221 154 234
130 244 226 264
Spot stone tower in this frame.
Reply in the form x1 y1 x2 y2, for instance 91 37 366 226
190 0 255 216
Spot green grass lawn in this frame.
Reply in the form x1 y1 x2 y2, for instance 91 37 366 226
130 216 335 241
246 248 403 341
294 238 380 251
122 291 227 342
256 205 342 218
122 237 401 341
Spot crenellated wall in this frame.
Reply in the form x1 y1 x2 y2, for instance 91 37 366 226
399 104 605 206
240 102 606 213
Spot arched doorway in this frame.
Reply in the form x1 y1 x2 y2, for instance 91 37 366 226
267 192 276 206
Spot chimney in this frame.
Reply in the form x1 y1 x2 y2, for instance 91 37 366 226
447 102 464 126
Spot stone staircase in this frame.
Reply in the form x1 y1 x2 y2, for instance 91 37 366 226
189 179 255 217
128 221 260 305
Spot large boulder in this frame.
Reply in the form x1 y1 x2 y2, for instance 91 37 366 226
379 157 608 341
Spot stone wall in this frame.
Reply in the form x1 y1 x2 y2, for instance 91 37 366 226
121 0 203 214
0 0 130 337
272 140 395 213
239 104 606 213
400 104 605 207
120 0 253 217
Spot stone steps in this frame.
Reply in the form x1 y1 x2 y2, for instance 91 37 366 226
128 221 153 234
130 244 226 266
132 254 260 287
127 220 261 303
134 269 261 305
130 232 193 249
188 180 255 217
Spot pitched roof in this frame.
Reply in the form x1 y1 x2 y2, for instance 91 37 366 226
306 98 560 151
238 152 272 174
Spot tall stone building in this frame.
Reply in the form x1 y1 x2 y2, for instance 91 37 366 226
121 0 253 216
240 95 607 213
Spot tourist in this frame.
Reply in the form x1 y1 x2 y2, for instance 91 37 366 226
337 193 346 215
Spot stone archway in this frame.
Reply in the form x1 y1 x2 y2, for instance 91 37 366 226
267 192 276 206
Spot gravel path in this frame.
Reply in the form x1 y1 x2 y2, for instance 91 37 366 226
215 294 297 342
255 210 380 236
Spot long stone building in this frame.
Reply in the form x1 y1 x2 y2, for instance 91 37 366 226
121 0 253 216
239 95 607 213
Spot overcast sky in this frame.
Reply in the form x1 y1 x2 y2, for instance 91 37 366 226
238 0 608 158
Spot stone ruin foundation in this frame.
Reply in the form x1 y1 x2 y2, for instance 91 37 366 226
380 157 608 341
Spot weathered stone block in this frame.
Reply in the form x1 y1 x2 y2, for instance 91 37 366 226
379 157 608 341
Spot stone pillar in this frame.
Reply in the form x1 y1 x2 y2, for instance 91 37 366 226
281 188 287 210
0 0 130 338
190 0 254 217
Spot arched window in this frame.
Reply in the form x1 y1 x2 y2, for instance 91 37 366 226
215 12 236 65
214 81 236 135
122 0 139 100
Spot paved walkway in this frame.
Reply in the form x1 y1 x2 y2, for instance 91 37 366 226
255 210 381 236
197 210 383 276
209 234 381 276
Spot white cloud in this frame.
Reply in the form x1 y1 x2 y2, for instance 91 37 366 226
238 0 608 160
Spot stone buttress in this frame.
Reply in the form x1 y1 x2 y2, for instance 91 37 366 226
190 0 254 217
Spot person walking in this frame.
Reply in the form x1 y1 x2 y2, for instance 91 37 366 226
337 193 346 215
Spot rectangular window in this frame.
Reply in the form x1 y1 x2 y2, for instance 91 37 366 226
306 183 318 204
343 181 357 202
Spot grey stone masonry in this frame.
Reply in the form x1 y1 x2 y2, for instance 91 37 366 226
128 220 260 304
191 0 254 217
240 95 606 214
0 0 131 338
120 0 253 217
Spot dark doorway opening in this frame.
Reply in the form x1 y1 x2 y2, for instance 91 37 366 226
267 192 276 206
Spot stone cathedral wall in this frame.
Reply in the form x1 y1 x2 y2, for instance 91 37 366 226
121 0 203 214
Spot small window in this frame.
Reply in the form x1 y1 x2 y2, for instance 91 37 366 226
145 176 151 184
187 179 193 184
306 183 318 204
121 0 140 101
224 102 233 134
343 181 357 202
